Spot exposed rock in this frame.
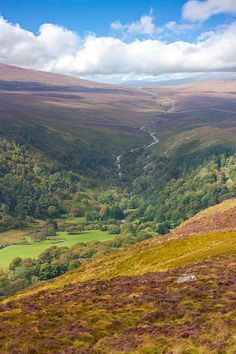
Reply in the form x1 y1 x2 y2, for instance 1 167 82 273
177 274 196 283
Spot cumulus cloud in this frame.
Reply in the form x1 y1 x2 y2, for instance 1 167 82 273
183 0 236 22
0 17 79 70
111 15 194 37
1 16 236 82
111 13 159 36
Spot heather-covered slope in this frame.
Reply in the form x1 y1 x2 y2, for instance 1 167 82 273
0 256 235 353
0 199 236 353
51 198 236 286
174 197 236 236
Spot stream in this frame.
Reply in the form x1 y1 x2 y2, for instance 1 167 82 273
115 123 159 177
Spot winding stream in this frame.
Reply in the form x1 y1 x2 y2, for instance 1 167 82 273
115 123 159 177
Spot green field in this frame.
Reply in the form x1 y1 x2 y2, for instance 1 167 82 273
0 230 114 270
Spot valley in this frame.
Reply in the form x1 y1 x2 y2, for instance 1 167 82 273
0 64 235 353
115 122 159 176
0 65 235 273
1 0 236 350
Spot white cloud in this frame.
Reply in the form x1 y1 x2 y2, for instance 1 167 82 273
165 21 195 33
1 17 236 83
111 13 159 36
0 17 79 70
110 15 194 37
183 0 236 22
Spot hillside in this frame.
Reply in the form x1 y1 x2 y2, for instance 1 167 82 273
1 0 236 351
0 64 106 87
0 64 158 184
0 63 160 131
0 64 234 235
0 199 236 353
174 197 236 236
10 198 236 292
0 65 235 298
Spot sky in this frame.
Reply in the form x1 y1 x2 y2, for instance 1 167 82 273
0 0 236 83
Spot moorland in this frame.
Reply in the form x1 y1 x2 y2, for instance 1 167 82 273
0 64 235 352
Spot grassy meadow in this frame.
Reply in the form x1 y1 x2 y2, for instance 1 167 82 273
0 230 114 270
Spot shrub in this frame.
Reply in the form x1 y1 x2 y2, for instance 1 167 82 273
108 225 121 234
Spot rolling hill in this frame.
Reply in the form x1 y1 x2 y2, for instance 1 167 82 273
0 64 160 183
0 64 234 235
1 65 235 179
0 63 160 133
1 64 236 160
0 65 235 234
0 65 236 353
0 199 236 353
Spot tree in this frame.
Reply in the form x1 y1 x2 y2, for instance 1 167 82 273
110 205 124 220
99 205 110 220
108 225 121 234
9 257 23 271
156 222 170 235
47 206 58 217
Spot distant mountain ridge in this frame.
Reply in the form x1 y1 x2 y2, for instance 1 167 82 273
0 63 108 87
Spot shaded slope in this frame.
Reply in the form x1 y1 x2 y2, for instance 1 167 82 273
0 63 161 130
0 64 158 180
0 64 104 87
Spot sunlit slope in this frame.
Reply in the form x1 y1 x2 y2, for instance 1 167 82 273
42 198 236 285
0 257 235 353
5 198 236 300
46 231 236 288
1 197 236 352
174 197 236 236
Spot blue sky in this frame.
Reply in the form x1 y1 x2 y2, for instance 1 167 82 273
0 0 236 83
0 0 234 39
0 0 184 34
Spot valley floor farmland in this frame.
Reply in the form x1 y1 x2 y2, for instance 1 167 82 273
0 230 114 270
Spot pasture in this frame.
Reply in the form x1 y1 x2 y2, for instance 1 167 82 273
0 230 114 270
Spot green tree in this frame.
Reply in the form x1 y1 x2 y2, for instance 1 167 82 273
9 257 23 271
